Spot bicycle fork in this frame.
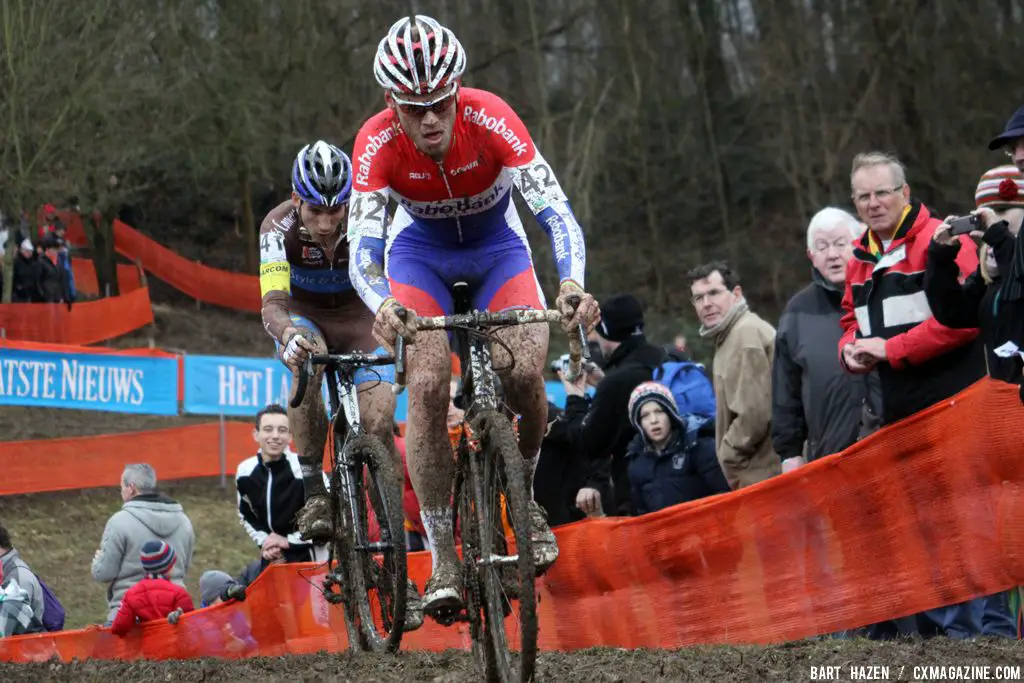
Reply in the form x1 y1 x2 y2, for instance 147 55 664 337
333 373 394 556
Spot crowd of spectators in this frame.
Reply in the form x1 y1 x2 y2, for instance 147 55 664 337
526 107 1023 640
1 108 1022 643
0 204 77 305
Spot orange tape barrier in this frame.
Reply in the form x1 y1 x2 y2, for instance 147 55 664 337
1 379 1022 660
0 339 175 358
0 422 254 497
0 287 154 345
71 260 143 296
64 215 259 312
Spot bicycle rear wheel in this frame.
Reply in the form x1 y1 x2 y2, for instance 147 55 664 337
469 409 538 683
341 433 408 653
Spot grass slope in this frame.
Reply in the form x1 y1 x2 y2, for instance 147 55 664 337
2 478 257 628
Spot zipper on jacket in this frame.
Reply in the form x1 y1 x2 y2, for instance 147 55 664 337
436 161 463 243
264 456 274 535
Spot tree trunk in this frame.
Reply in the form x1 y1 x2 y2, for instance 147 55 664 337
84 212 120 297
2 242 14 304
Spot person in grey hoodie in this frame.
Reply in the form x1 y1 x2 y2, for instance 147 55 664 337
91 464 195 625
0 523 44 622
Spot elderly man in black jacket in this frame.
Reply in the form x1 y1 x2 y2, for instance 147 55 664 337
772 208 877 471
556 293 665 516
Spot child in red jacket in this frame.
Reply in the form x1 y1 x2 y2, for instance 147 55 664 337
110 540 194 636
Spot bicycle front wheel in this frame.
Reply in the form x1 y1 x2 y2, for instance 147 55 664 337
469 410 538 683
343 433 408 653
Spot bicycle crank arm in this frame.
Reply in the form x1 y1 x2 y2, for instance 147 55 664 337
355 542 394 553
476 553 520 567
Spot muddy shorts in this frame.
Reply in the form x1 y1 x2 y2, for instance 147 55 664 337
276 303 394 386
386 213 546 316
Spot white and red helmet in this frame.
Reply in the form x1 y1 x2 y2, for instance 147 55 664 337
373 15 466 95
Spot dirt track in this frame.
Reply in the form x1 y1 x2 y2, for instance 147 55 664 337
4 639 1023 682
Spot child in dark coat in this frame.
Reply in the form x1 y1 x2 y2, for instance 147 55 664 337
110 540 194 636
626 382 730 514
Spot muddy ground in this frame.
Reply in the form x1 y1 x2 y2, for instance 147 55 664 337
3 639 1023 681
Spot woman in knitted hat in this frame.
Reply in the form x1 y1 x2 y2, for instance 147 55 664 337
625 382 729 515
925 165 1024 386
110 540 194 636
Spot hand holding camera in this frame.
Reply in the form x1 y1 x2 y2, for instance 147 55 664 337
552 353 601 396
935 209 997 246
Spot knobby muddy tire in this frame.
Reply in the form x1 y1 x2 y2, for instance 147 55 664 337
471 410 538 683
343 433 408 653
456 456 499 680
328 429 364 652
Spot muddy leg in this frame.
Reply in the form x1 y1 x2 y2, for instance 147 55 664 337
288 330 331 541
492 322 550 494
403 331 463 614
492 321 559 573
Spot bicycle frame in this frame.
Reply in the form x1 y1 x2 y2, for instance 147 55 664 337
299 353 397 555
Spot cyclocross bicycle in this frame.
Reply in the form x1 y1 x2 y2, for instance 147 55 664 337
290 351 408 653
395 282 586 683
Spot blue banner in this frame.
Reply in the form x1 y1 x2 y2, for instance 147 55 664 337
183 355 293 416
183 353 583 420
0 348 178 415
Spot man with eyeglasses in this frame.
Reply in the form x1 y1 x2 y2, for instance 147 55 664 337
346 14 599 619
772 207 874 473
688 261 780 490
838 151 983 429
840 152 988 640
990 104 1024 170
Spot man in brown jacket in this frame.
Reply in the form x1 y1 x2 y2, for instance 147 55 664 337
688 261 781 489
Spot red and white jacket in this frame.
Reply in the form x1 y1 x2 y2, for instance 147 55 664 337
838 200 984 423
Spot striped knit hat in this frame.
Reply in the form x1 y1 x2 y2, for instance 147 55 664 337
975 165 1024 209
627 382 682 433
140 540 177 577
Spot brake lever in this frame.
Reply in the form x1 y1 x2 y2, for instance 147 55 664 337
394 335 406 395
393 305 409 395
290 357 313 409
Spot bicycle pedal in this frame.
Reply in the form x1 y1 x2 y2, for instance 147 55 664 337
428 605 463 627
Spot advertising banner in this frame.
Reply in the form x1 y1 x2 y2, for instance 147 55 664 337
0 347 178 415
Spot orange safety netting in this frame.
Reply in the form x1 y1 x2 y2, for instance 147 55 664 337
71 260 143 296
64 215 259 312
0 422 254 497
0 287 154 345
0 339 175 358
1 378 1022 660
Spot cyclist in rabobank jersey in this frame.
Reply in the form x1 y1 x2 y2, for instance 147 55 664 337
347 15 599 618
259 141 423 632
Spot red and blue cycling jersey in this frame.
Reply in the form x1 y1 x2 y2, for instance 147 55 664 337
347 87 586 317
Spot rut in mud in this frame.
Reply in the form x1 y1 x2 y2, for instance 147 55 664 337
3 639 1022 682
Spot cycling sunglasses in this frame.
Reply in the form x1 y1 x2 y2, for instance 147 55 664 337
391 84 458 118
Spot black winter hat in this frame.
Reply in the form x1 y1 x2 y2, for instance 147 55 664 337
595 293 644 342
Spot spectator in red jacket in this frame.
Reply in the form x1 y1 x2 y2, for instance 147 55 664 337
839 151 984 426
840 151 985 641
110 540 194 636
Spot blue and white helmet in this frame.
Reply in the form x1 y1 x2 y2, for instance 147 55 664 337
291 141 352 207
